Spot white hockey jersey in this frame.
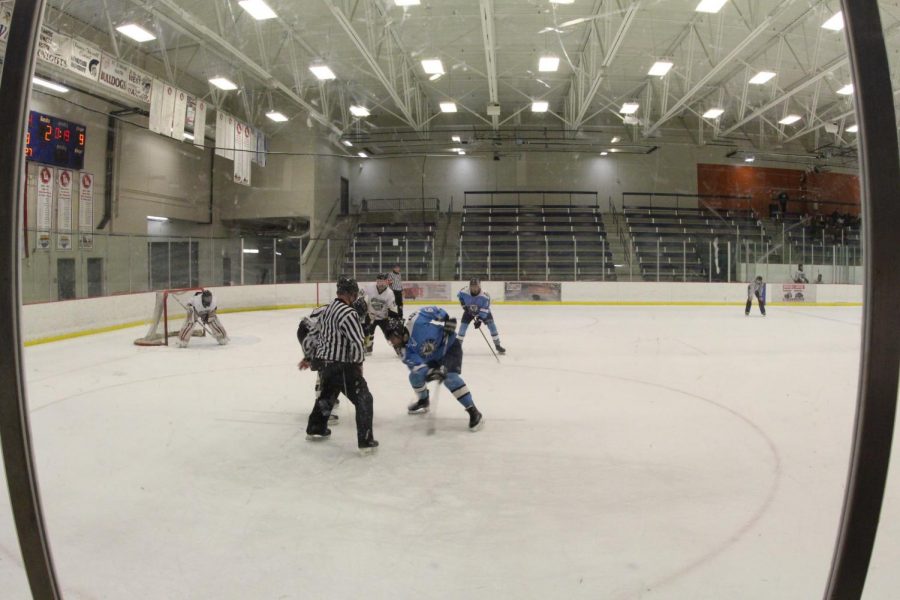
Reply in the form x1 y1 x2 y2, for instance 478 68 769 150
360 283 397 320
187 292 218 317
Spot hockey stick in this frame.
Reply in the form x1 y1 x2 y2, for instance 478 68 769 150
477 326 501 363
426 379 442 436
169 294 216 339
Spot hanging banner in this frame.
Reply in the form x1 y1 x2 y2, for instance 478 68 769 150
193 99 207 148
185 96 196 134
0 6 12 44
148 79 165 134
79 172 94 250
172 89 188 140
56 169 73 251
233 122 244 183
158 84 176 136
98 54 152 104
255 130 268 167
36 166 53 250
215 111 227 157
66 38 101 81
242 122 252 185
37 27 69 69
225 114 235 161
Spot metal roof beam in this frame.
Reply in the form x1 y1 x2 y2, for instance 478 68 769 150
479 0 499 130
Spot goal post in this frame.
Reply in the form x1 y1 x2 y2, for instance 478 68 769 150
134 287 205 346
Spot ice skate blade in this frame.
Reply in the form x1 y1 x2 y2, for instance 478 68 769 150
358 446 379 456
469 419 484 432
408 407 430 415
305 434 330 442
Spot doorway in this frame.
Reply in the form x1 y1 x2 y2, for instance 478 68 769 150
340 177 349 215
57 258 76 300
87 257 103 297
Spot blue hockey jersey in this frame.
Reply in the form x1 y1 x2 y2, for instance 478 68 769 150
458 287 491 319
402 307 457 369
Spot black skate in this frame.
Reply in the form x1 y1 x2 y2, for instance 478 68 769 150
328 413 339 425
305 428 331 441
467 406 484 432
408 398 430 414
358 439 379 455
494 343 506 355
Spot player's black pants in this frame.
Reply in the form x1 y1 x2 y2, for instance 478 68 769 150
393 290 403 318
307 362 375 446
746 292 766 315
364 318 392 351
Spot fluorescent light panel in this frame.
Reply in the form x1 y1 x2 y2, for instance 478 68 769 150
620 102 639 114
242 248 260 254
846 124 858 133
421 59 445 75
349 105 370 117
822 11 844 31
695 0 728 13
451 135 461 142
610 136 620 143
648 61 673 77
702 107 724 119
32 77 69 93
779 114 801 125
600 151 608 156
549 0 575 4
146 216 169 222
749 71 776 85
209 77 238 90
538 56 560 72
116 23 156 43
238 0 277 20
429 73 443 81
837 84 854 95
439 101 457 113
309 65 336 80
744 157 755 163
394 0 420 5
266 111 288 122
357 152 368 158
342 140 353 147
532 101 549 113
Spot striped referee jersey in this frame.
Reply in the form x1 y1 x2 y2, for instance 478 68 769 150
316 297 366 364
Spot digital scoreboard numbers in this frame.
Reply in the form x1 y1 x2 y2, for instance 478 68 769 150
25 111 86 170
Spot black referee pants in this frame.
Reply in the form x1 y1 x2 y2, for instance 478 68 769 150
307 362 375 446
393 290 403 318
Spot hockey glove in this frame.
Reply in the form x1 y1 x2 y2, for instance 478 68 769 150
426 366 448 382
473 318 482 329
443 318 457 336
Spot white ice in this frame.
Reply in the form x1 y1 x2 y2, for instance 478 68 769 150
2 304 899 599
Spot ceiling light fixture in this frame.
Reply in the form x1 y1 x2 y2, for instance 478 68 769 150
357 152 368 158
32 77 69 93
116 23 156 43
440 101 457 113
648 61 673 77
242 248 260 254
350 105 370 117
452 135 461 142
266 111 288 122
846 124 858 133
779 114 801 125
238 0 278 21
620 102 639 114
549 0 575 4
695 0 728 13
394 0 421 5
702 107 724 119
532 101 549 113
146 216 169 222
822 11 844 31
610 136 620 143
209 77 238 90
600 151 608 156
538 55 560 72
837 84 854 95
744 156 755 163
421 59 445 75
342 140 353 147
749 71 776 85
429 73 443 81
309 65 336 80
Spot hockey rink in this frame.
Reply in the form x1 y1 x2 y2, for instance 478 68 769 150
2 304 899 599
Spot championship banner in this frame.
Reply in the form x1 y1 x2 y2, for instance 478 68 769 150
777 283 816 303
98 54 152 104
215 111 228 158
402 282 451 301
241 122 252 185
56 169 73 251
233 122 243 183
504 281 562 302
254 128 268 167
36 166 53 250
0 6 11 44
172 89 188 139
225 115 235 161
66 38 101 81
148 79 165 134
37 27 69 69
158 84 176 136
193 99 207 148
78 172 94 250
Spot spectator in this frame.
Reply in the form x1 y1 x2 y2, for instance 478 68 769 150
816 273 823 284
793 264 809 284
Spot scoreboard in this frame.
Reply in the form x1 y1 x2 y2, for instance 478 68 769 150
25 111 86 170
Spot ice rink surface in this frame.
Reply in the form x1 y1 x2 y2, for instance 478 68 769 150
2 304 899 599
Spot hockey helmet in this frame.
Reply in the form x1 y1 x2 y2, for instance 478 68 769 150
200 289 212 307
755 275 763 283
384 318 409 345
336 275 359 297
469 277 482 294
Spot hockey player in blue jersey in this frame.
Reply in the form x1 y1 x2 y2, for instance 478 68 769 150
457 278 506 355
384 308 484 431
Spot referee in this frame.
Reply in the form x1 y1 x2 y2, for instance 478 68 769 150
306 276 379 454
389 263 403 318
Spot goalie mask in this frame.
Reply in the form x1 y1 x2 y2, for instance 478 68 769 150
200 290 212 307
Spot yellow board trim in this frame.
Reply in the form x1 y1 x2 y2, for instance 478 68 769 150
23 300 862 347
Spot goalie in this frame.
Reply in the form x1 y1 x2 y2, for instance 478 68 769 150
177 289 229 347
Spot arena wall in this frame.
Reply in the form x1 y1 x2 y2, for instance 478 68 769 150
21 282 863 345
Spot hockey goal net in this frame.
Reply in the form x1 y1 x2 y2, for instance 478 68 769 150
134 287 206 346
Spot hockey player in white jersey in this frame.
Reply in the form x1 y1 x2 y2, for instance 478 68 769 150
354 273 401 355
177 289 229 347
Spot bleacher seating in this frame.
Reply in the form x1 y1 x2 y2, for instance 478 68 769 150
457 205 614 281
773 214 862 265
624 205 766 281
341 221 436 280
